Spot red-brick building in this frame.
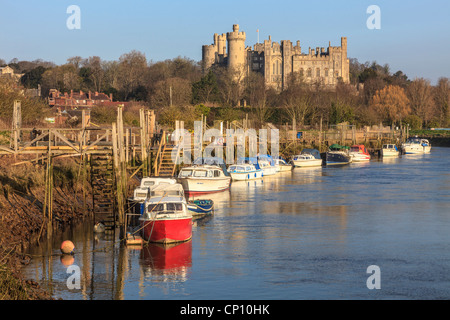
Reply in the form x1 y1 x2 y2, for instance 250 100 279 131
48 89 114 108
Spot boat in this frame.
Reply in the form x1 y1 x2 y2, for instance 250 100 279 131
256 155 278 176
139 183 192 244
292 149 323 167
381 144 399 157
274 158 293 172
177 160 231 195
349 145 371 162
130 177 178 216
227 158 263 181
326 144 352 165
401 136 431 154
187 199 214 216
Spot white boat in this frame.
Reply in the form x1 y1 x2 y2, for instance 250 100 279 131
381 144 399 157
258 159 278 176
228 164 263 181
274 158 293 172
292 149 323 167
401 137 431 154
177 165 231 195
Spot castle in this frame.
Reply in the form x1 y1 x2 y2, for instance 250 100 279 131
202 24 350 90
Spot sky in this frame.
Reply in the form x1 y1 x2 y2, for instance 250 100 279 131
1 0 449 84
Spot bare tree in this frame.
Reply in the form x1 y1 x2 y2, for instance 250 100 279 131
407 78 436 127
434 77 450 127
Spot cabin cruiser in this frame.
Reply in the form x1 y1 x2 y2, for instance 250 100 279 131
401 137 431 154
326 144 352 165
274 158 293 172
139 183 192 244
381 144 399 157
228 162 263 181
178 159 231 194
292 149 323 167
349 145 371 162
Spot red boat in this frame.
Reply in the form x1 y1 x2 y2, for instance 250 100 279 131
349 145 371 162
139 184 192 244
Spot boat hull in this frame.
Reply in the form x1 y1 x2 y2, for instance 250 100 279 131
326 152 352 165
230 171 263 181
402 146 431 154
278 165 293 172
187 200 214 215
381 150 399 157
262 167 278 176
292 159 323 167
141 218 192 244
350 153 371 162
178 177 231 194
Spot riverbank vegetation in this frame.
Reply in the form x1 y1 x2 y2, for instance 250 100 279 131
2 55 449 131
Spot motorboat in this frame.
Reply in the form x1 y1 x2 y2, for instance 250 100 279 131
381 144 399 157
139 183 192 244
178 163 231 195
401 137 431 154
228 162 263 181
256 155 278 176
130 177 178 216
349 145 371 162
292 149 323 167
187 199 214 216
326 144 352 165
274 158 293 172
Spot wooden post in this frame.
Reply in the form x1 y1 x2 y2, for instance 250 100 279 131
112 123 125 234
12 100 21 153
140 109 148 176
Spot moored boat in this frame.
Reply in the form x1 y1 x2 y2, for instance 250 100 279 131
401 137 431 154
177 164 231 195
228 162 263 181
274 158 293 172
187 199 214 216
349 145 371 162
139 183 192 244
381 144 399 157
292 149 323 167
256 155 278 176
326 144 352 165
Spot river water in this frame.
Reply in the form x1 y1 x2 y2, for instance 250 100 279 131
23 147 450 300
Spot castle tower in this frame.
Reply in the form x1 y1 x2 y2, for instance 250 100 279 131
202 43 217 74
227 24 247 80
341 37 350 83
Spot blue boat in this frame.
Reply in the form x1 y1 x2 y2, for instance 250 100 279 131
187 199 214 215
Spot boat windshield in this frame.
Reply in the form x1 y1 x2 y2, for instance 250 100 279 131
350 146 360 152
147 203 164 212
179 170 193 177
147 203 183 213
193 170 208 177
135 192 147 198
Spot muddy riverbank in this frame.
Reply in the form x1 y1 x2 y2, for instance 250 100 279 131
0 157 93 300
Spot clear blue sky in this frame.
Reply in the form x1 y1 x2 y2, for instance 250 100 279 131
1 0 449 84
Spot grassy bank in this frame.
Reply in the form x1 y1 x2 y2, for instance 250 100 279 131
0 157 92 300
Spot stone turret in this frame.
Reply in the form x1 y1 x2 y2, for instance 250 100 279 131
227 24 246 79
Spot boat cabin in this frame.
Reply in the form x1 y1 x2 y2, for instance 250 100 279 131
300 149 321 159
179 166 226 178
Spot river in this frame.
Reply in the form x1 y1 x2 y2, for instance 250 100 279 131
23 147 450 300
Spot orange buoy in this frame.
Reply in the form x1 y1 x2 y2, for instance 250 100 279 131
61 240 75 255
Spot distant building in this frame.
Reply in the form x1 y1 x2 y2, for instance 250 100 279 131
0 65 24 81
48 89 114 109
202 24 350 90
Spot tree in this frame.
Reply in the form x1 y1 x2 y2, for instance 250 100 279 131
192 70 219 104
434 78 450 127
117 50 148 100
407 78 436 127
370 85 410 126
150 77 192 108
20 66 48 89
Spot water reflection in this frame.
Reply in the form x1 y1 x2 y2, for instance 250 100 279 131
139 241 192 283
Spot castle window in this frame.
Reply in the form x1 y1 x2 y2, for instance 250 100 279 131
273 63 276 74
307 68 312 77
316 68 320 77
300 69 304 77
325 69 329 77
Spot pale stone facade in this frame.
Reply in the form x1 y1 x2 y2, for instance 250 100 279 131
202 24 350 90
